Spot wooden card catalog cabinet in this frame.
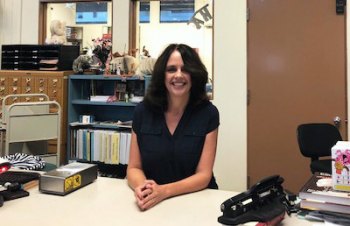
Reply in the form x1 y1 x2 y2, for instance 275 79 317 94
0 70 71 164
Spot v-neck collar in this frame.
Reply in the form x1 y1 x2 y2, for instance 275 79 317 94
163 104 193 137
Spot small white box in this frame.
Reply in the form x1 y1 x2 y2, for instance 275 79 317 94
79 115 94 124
332 141 350 191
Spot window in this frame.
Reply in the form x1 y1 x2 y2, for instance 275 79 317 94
76 2 108 24
160 1 194 23
139 2 150 23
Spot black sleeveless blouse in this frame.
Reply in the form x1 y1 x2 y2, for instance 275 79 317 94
132 101 220 189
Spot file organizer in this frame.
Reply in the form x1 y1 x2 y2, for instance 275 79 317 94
1 44 79 71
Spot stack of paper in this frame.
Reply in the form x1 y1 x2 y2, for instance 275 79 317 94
90 95 110 102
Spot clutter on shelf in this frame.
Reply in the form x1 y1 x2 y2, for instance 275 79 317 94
72 40 157 78
72 37 112 74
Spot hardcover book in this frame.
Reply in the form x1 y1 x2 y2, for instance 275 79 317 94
300 199 350 214
299 172 350 206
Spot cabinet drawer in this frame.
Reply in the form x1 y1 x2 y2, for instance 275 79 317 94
34 86 47 95
48 78 62 88
8 86 21 94
35 77 48 88
0 77 8 86
6 95 20 104
21 96 36 102
48 87 62 98
22 77 35 87
22 86 34 94
0 86 8 96
8 77 21 86
0 96 5 106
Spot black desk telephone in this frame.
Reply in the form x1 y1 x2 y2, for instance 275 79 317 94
218 175 295 225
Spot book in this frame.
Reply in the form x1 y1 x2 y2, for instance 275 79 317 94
92 130 102 162
90 95 110 102
23 179 39 190
119 132 127 165
299 172 350 206
300 199 350 214
111 132 120 164
126 132 131 164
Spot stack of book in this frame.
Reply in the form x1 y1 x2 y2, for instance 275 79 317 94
299 172 350 214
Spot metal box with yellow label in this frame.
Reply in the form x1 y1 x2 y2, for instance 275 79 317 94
39 162 98 195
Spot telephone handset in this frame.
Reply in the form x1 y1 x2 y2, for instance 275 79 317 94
218 175 288 225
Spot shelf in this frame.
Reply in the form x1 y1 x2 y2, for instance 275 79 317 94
69 122 131 130
69 74 143 81
67 74 150 167
71 99 137 106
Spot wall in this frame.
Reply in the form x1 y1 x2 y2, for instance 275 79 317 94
213 0 247 191
0 0 248 192
0 0 39 44
112 0 129 53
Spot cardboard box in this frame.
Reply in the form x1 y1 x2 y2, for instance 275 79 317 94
39 162 98 195
331 141 350 192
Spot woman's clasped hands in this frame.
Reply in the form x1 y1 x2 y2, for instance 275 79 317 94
134 180 168 211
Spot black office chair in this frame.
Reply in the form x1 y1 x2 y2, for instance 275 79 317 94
297 123 342 174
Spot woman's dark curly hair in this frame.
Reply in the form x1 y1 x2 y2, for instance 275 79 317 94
143 43 209 112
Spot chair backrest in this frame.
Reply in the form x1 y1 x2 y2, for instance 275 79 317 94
297 123 342 159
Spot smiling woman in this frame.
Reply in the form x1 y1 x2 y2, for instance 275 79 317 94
127 43 219 211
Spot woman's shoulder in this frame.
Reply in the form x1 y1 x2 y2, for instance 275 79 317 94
134 101 160 118
187 101 219 133
133 102 151 131
134 101 146 111
196 101 219 116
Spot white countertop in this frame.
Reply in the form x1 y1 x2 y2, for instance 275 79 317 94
0 177 318 226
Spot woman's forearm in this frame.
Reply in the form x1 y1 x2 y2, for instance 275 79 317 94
126 167 147 190
162 172 212 198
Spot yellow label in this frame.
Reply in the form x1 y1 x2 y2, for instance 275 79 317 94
64 176 74 192
73 174 82 188
334 184 350 191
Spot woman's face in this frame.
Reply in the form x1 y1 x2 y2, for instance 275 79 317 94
164 50 192 100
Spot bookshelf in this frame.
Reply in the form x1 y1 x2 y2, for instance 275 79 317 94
67 74 150 177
